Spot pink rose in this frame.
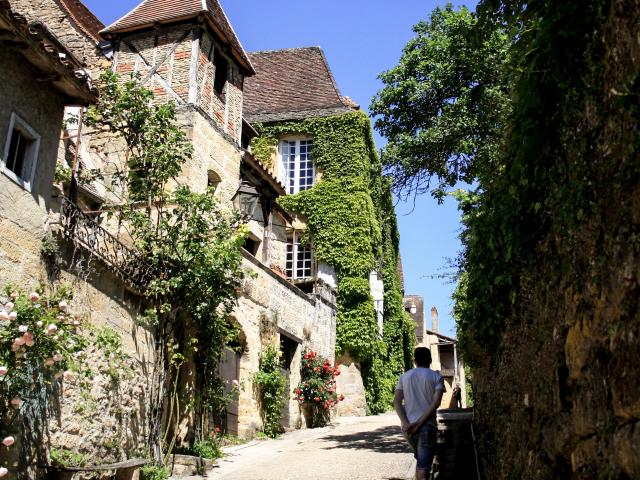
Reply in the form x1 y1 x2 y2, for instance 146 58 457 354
30 292 40 302
0 310 7 321
46 324 58 335
0 366 7 376
22 332 34 347
10 398 20 408
63 371 74 382
13 337 25 346
8 312 17 321
58 300 68 312
4 302 13 312
2 436 14 447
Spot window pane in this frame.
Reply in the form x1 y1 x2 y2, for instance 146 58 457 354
6 129 27 178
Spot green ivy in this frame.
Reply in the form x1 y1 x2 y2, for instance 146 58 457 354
253 345 287 438
252 111 414 413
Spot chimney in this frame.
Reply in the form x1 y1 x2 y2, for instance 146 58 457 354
431 306 439 333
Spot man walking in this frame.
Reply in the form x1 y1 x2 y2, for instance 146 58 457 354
394 346 444 479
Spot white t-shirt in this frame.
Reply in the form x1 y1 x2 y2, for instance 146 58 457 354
396 367 445 426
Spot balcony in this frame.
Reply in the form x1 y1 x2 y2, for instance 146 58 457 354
58 197 154 288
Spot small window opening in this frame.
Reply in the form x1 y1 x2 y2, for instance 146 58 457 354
3 113 40 190
214 53 229 97
207 170 221 193
242 235 260 256
6 129 31 178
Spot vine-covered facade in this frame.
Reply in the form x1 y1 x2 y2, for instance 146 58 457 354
244 48 414 414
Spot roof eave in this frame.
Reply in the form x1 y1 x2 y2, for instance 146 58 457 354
0 5 98 104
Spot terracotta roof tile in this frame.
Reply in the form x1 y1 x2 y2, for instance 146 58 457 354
0 1 98 104
244 47 356 123
58 0 104 43
101 0 254 74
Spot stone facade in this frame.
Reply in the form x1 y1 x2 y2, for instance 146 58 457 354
233 254 336 435
0 3 153 476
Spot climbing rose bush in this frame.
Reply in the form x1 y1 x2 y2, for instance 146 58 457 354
0 285 86 456
294 350 344 427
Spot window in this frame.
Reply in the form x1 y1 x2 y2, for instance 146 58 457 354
207 170 221 193
242 236 260 256
2 113 40 190
286 232 313 280
214 52 228 97
280 139 314 194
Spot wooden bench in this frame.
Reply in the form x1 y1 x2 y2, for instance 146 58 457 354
41 458 148 480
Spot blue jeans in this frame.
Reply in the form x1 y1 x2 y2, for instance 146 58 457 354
405 423 437 470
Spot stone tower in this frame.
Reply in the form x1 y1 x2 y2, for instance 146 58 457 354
101 0 255 200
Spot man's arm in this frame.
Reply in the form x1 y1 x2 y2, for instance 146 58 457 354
394 388 410 431
406 389 443 435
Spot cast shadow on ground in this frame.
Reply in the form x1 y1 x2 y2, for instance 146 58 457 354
319 425 412 454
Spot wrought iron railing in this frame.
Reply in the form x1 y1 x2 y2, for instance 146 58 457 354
59 197 154 288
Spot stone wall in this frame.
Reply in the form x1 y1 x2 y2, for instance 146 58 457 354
233 253 336 436
0 47 66 281
335 353 366 417
469 2 640 478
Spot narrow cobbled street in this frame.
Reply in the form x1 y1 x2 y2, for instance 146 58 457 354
206 414 414 480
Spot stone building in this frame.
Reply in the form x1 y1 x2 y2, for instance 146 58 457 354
96 0 337 438
405 298 467 408
243 47 408 416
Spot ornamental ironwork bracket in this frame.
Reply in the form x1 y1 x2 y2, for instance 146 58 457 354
59 197 154 288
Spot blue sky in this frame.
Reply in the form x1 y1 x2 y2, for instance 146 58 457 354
85 0 477 337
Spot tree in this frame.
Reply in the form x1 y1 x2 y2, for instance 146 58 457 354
370 4 511 201
87 72 247 464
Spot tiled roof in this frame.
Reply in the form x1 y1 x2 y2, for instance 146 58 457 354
58 0 104 43
0 1 98 104
244 47 357 123
101 0 254 74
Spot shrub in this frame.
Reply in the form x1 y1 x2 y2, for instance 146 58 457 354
140 465 169 480
253 345 286 438
294 350 344 427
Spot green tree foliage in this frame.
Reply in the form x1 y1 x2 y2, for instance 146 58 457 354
88 72 246 462
370 5 511 200
375 0 640 476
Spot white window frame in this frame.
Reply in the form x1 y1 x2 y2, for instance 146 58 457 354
279 138 315 194
286 232 314 281
2 113 41 191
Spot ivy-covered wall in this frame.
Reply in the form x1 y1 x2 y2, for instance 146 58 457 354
252 111 414 413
